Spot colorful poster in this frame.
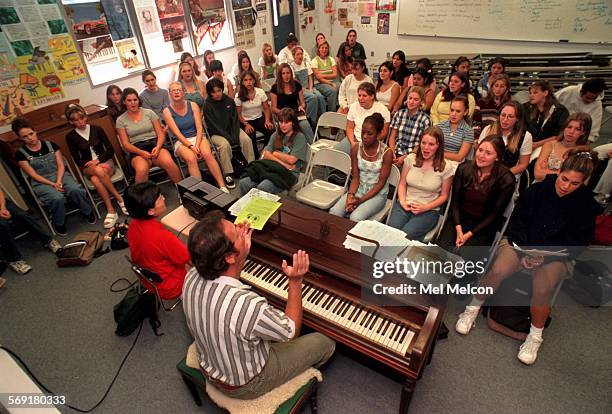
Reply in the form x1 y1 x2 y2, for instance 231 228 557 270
358 2 376 17
377 12 389 34
78 35 117 64
376 0 396 12
63 1 110 41
160 15 186 42
48 34 87 86
15 54 64 107
188 0 226 48
101 0 133 40
0 78 34 127
155 0 184 19
234 8 255 31
115 38 144 69
231 0 250 9
303 0 315 12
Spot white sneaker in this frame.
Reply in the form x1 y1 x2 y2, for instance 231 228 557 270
46 239 62 254
455 306 480 335
9 260 32 275
518 334 543 365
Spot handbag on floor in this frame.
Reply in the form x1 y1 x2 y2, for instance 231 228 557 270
113 285 162 336
110 221 129 250
56 231 109 267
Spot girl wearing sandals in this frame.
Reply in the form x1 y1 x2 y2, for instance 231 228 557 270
330 113 393 221
65 104 127 228
162 81 228 192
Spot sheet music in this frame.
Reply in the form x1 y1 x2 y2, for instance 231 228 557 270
344 220 410 261
228 188 280 216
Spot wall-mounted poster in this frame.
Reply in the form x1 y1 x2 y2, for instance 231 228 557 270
303 0 315 12
48 34 87 86
137 6 160 34
155 0 184 19
376 0 396 12
115 38 144 69
101 0 133 40
234 8 255 31
188 0 230 52
377 12 389 34
15 54 64 107
78 35 117 64
63 1 110 41
161 15 186 42
0 78 35 127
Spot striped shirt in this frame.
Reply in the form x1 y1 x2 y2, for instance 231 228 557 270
438 119 474 154
390 108 431 155
182 270 296 386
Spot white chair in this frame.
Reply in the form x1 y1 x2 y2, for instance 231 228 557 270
488 188 518 259
288 143 312 196
368 164 400 222
593 142 612 159
262 77 276 93
511 90 530 104
73 154 129 218
295 148 351 210
311 112 348 153
422 192 453 243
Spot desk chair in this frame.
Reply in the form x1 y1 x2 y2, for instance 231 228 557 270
177 342 320 414
295 148 351 210
73 154 129 219
125 256 181 312
368 164 400 222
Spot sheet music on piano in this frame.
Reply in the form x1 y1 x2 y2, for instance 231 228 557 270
228 188 280 216
344 220 411 262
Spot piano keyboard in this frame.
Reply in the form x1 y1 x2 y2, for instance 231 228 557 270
241 258 415 357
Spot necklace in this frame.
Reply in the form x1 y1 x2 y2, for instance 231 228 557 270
361 141 380 158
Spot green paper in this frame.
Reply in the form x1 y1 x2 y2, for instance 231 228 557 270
234 197 281 230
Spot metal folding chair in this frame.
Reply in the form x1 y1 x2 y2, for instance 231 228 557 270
125 256 181 312
369 164 401 222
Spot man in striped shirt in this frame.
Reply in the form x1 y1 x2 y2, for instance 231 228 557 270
182 210 335 399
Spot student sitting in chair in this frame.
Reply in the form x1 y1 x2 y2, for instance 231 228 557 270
125 181 190 300
13 118 95 236
456 150 601 365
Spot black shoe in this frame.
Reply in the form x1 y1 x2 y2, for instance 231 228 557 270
224 175 236 189
54 224 68 236
86 212 97 224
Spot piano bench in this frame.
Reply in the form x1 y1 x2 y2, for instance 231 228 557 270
177 357 320 414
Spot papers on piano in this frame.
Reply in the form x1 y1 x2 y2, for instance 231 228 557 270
229 188 280 216
344 220 412 262
511 242 569 257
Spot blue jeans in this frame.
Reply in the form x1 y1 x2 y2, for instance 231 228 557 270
304 89 325 124
0 199 52 262
329 192 387 221
387 201 440 242
315 82 339 112
239 176 285 196
32 173 92 227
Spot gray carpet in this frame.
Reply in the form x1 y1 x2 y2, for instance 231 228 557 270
1 183 611 414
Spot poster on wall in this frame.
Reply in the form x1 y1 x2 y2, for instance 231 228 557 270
15 54 64 107
114 38 144 69
188 0 227 50
63 1 110 41
358 2 376 17
101 0 133 40
136 6 160 34
377 12 389 34
156 0 187 42
303 0 315 12
0 78 35 127
234 8 255 32
78 34 117 64
376 0 396 12
48 34 87 86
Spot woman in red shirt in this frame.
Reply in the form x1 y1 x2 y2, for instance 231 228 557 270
125 182 190 299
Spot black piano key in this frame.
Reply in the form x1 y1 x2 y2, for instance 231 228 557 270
368 313 379 330
362 312 374 328
315 291 326 305
332 299 344 313
348 305 359 320
253 265 267 277
322 294 334 309
389 324 399 341
273 274 285 287
341 302 352 317
337 301 349 316
399 327 409 344
394 326 405 341
244 260 258 271
377 319 387 334
381 321 392 336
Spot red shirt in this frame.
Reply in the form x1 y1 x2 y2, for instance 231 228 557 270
128 218 190 300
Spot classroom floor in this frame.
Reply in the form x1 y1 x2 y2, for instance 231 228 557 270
0 181 611 414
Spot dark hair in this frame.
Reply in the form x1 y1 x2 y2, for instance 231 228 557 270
206 77 225 96
188 210 233 281
315 32 326 43
105 84 124 120
124 181 161 219
442 72 470 101
558 112 592 145
560 149 598 179
105 84 122 106
352 58 368 75
316 41 330 58
581 78 606 95
237 50 254 75
376 61 395 92
451 56 470 74
414 126 446 172
275 108 301 149
528 80 556 121
467 135 506 192
237 70 257 102
362 112 385 133
357 81 376 98
11 117 32 135
412 67 434 86
337 42 353 68
141 69 155 82
450 95 469 112
180 52 200 76
209 59 224 73
203 50 215 75
286 33 298 44
488 56 507 71
391 51 409 84
275 63 297 94
393 50 406 64
346 29 357 41
415 57 433 71
64 103 86 121
120 87 141 108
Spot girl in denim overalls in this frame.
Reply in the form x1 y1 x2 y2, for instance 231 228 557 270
13 118 94 236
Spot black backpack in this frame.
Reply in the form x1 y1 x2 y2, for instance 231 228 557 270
113 285 162 336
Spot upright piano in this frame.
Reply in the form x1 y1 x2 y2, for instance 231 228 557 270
239 198 447 414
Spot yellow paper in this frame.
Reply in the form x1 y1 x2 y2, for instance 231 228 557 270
234 197 281 230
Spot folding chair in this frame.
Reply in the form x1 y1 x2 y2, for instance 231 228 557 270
261 77 276 93
288 143 312 196
72 154 129 218
295 148 352 210
19 157 95 235
488 189 518 259
311 112 348 153
511 90 530 105
0 183 29 240
422 192 452 243
125 256 181 312
369 164 400 222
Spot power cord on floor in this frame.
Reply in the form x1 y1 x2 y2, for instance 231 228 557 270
0 320 143 413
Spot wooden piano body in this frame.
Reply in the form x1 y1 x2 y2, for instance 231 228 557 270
242 198 447 414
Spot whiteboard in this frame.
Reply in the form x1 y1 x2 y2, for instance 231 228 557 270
397 0 612 44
